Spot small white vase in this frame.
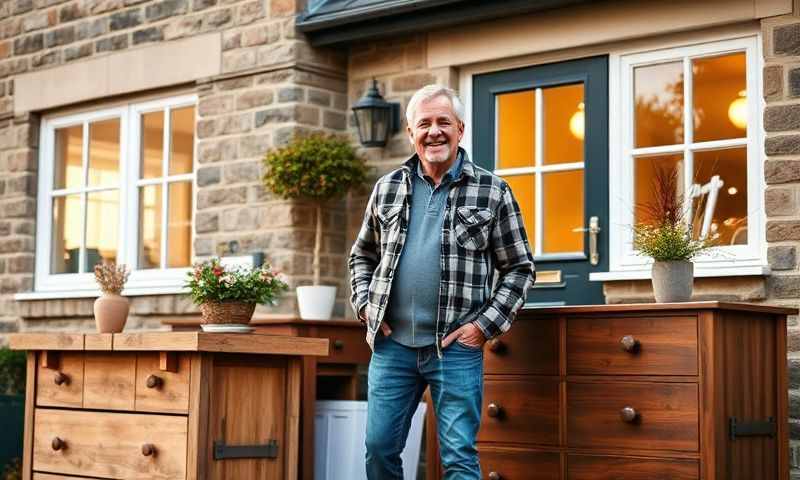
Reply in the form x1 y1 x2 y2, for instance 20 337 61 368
296 285 337 320
651 260 694 303
93 293 130 333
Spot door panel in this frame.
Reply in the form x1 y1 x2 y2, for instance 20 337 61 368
473 56 609 306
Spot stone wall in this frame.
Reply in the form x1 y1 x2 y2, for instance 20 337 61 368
0 0 352 338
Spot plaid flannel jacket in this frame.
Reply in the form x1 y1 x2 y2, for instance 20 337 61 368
348 148 535 355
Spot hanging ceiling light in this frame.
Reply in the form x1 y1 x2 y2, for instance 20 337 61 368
569 102 585 140
728 90 747 130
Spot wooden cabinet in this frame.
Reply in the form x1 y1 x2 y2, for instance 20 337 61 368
11 332 328 480
427 301 795 480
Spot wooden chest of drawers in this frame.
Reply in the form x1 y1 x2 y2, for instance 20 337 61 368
426 301 795 480
10 331 329 480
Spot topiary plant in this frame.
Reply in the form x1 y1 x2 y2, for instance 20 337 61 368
263 133 368 285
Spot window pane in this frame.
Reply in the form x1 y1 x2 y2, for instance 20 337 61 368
54 125 83 190
693 53 747 142
496 91 535 169
692 148 747 245
167 181 192 268
139 185 162 269
544 84 584 165
141 111 164 179
88 118 120 187
634 62 684 148
85 190 119 272
169 107 195 176
543 170 583 254
51 195 82 274
634 153 684 225
503 174 535 244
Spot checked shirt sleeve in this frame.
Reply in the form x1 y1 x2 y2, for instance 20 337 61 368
348 183 381 320
474 184 536 340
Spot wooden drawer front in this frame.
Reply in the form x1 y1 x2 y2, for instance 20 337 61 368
478 379 560 445
567 382 699 451
314 326 370 364
484 318 559 376
479 447 560 480
34 474 94 480
567 455 699 480
135 353 191 413
567 316 697 375
36 352 83 408
83 352 136 410
33 409 188 479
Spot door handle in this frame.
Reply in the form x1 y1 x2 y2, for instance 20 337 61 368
571 216 600 266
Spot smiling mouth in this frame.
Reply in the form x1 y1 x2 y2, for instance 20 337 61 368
426 142 447 147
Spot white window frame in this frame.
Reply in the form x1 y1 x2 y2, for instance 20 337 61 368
26 94 197 298
594 34 769 281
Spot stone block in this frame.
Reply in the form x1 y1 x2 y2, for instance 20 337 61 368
256 42 296 66
31 50 59 68
8 254 34 273
223 159 261 184
87 0 124 15
109 9 143 30
278 86 304 103
163 14 202 40
323 110 346 130
0 198 35 218
766 135 800 156
766 186 798 216
770 275 800 299
132 26 163 45
195 211 218 233
194 236 213 255
13 33 43 55
216 76 253 91
790 68 800 99
13 0 34 15
255 106 292 127
391 72 436 93
308 89 331 107
192 0 217 11
765 104 800 132
236 88 274 110
0 43 9 60
197 138 237 163
64 42 92 62
768 220 800 241
222 48 256 72
197 185 247 209
769 245 797 270
0 221 9 236
23 10 52 32
222 30 240 50
45 25 76 48
75 18 109 41
6 173 36 195
270 0 297 16
0 237 32 254
95 33 128 52
59 3 86 23
145 0 188 22
198 94 234 116
237 0 264 25
241 25 278 47
766 159 800 184
775 23 800 56
220 206 259 231
13 220 34 235
239 133 271 158
4 151 36 172
197 165 221 186
205 8 232 28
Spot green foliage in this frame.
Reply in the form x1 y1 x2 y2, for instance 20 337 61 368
263 133 368 201
185 258 289 305
1 458 20 480
0 348 25 395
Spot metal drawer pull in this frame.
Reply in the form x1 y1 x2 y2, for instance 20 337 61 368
146 375 163 389
620 406 639 423
620 335 641 353
213 440 279 460
53 372 69 386
51 437 66 451
141 443 156 456
488 472 501 480
729 417 776 440
487 403 502 418
487 339 504 353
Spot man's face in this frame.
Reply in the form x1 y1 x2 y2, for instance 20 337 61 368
407 95 464 165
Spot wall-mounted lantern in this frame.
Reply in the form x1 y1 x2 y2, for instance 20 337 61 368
352 79 400 148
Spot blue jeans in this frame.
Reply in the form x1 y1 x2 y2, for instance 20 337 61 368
365 335 483 480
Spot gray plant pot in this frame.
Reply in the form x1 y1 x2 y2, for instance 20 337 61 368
651 260 694 303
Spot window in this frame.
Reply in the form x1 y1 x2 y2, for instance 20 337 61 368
34 95 197 296
601 36 767 279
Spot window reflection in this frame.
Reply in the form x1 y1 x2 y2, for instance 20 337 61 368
634 62 684 148
634 154 684 226
170 107 195 176
502 175 535 243
544 84 584 165
85 190 119 271
88 119 120 187
51 195 81 274
139 185 162 269
167 181 192 268
543 170 583 253
692 148 747 245
54 125 83 190
693 53 747 142
141 111 164 179
497 91 535 169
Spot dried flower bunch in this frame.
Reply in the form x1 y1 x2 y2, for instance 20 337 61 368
185 258 289 305
93 262 130 295
632 165 718 262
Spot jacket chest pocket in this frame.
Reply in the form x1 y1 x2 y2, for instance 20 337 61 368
453 206 493 251
377 205 403 251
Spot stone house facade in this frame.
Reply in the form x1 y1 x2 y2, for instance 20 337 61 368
2 0 800 474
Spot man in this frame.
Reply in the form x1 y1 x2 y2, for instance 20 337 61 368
348 84 535 479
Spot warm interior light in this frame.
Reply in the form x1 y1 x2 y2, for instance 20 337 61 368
728 90 747 129
727 186 738 195
569 102 585 140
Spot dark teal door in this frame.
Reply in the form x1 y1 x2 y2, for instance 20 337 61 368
473 56 609 306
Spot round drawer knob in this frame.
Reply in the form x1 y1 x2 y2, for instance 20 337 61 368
487 403 502 418
620 335 641 353
487 339 504 353
620 406 639 423
333 340 344 351
53 372 69 386
141 443 156 456
51 437 65 451
146 375 163 389
489 472 501 480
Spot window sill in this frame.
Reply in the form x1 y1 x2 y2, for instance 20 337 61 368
589 264 771 282
14 285 190 301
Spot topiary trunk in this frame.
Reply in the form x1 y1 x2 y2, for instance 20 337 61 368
313 201 322 286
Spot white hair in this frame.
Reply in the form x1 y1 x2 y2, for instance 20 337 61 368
405 84 466 127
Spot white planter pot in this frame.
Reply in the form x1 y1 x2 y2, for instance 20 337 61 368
651 260 694 303
296 285 337 320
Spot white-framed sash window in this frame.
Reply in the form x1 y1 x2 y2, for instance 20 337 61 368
596 35 768 280
29 95 197 297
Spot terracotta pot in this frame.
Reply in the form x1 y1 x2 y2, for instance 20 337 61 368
200 301 256 325
651 260 694 303
93 293 130 333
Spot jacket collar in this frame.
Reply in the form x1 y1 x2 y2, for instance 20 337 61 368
401 147 476 183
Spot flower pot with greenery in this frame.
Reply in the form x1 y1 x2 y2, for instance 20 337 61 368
186 258 288 331
263 134 368 320
632 165 718 303
93 263 130 333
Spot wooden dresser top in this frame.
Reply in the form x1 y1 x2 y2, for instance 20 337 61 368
519 301 798 316
8 331 329 356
